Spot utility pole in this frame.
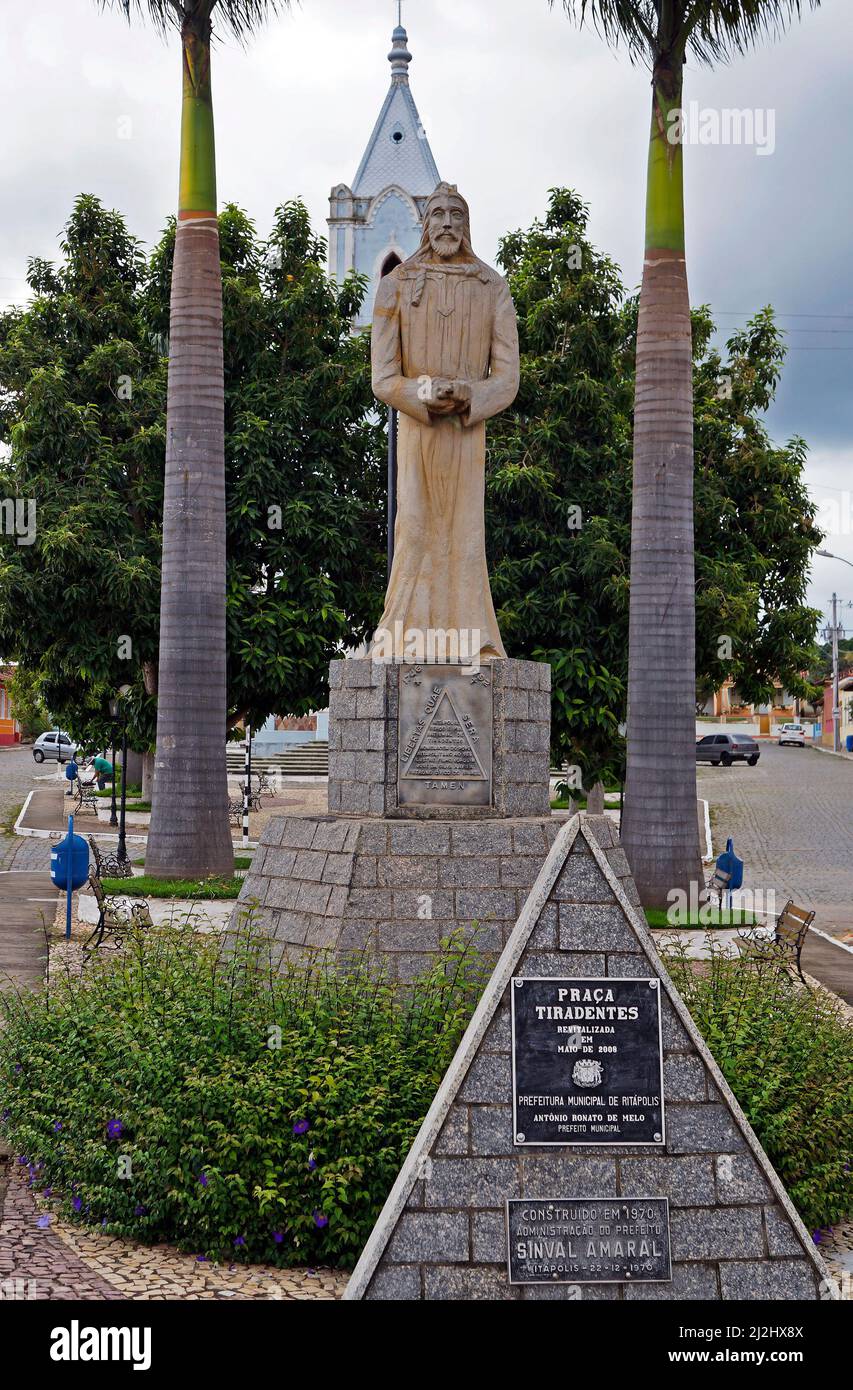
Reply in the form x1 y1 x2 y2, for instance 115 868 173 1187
832 592 840 754
822 594 842 754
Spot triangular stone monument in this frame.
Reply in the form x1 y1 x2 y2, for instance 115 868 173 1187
344 816 836 1301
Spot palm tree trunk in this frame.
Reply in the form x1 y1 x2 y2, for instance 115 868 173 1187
145 14 233 879
621 53 702 909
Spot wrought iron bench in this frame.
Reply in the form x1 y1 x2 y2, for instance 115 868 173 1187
73 777 99 815
739 898 815 983
705 865 732 906
84 872 153 951
87 835 133 881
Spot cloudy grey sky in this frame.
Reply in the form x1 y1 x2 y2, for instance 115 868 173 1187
1 0 850 631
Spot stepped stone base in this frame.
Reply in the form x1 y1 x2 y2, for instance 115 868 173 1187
233 814 599 980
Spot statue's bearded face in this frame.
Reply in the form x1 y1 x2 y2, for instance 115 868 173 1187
427 198 467 258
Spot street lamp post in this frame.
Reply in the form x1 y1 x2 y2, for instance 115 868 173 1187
109 723 118 827
816 552 853 754
108 687 132 866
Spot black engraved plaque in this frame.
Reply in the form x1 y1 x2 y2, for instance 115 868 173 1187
506 1197 672 1284
397 664 493 807
511 976 665 1146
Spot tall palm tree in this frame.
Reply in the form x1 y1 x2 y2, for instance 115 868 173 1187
556 1 819 907
100 1 287 878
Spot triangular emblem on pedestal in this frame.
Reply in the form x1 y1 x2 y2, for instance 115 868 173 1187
400 686 487 781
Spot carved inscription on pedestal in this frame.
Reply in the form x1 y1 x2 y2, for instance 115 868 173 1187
397 664 493 807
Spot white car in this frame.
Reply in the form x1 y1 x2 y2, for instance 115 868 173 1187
777 723 806 747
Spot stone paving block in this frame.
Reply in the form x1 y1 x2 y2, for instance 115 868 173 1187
423 1266 519 1300
469 1106 515 1156
450 823 514 855
625 1263 719 1301
663 1054 707 1103
471 1210 506 1263
765 1205 807 1257
665 1105 746 1155
669 1206 765 1261
387 1212 469 1264
435 1105 469 1157
719 1260 817 1300
459 1054 510 1105
518 1156 617 1194
364 1266 420 1300
292 849 328 882
455 889 516 921
499 856 545 887
619 1156 715 1208
714 1153 773 1205
389 823 451 855
558 902 639 952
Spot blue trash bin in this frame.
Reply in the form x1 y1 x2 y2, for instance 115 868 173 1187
50 827 90 893
846 735 853 754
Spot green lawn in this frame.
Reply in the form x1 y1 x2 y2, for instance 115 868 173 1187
644 907 758 930
101 875 242 900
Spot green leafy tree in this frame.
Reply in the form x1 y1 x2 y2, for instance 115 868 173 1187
488 189 821 783
97 0 291 878
555 0 821 906
0 197 383 786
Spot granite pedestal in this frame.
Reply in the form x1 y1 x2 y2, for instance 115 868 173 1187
233 657 559 977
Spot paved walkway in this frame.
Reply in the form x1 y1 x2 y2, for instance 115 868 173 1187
0 872 54 991
698 743 853 938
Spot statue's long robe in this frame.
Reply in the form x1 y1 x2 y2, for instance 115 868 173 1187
370 255 519 662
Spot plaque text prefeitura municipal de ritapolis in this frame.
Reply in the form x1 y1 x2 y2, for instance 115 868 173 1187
511 977 665 1146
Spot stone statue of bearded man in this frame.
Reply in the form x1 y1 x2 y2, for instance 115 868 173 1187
370 182 520 663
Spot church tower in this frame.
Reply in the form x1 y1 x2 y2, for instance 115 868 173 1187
328 12 441 329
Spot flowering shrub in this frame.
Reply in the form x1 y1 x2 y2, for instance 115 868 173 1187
665 942 853 1230
0 918 483 1267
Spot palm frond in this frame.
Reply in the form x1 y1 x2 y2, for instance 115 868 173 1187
682 1 821 66
552 2 659 61
553 1 821 64
97 0 290 40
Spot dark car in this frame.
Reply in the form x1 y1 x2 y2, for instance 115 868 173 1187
695 733 760 767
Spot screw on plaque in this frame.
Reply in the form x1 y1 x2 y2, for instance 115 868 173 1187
516 1133 525 1143
514 978 523 988
654 1132 663 1142
648 979 658 989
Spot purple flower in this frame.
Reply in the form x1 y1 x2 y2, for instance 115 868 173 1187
234 1235 246 1248
106 1119 123 1140
52 1121 62 1133
17 1155 27 1165
195 1255 207 1263
1 1109 10 1122
134 1205 148 1217
197 1172 208 1188
812 1230 822 1244
42 1187 52 1198
37 1214 51 1229
72 1196 83 1212
312 1210 328 1229
272 1231 284 1244
14 1064 21 1074
307 1155 317 1172
292 1120 310 1136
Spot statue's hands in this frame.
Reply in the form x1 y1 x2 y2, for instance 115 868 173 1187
449 380 472 414
426 377 472 417
426 377 460 416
